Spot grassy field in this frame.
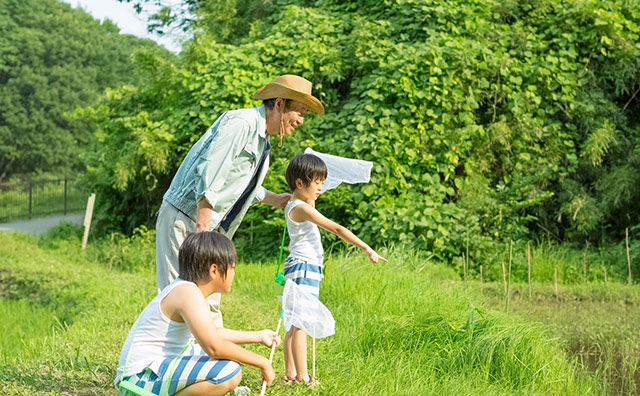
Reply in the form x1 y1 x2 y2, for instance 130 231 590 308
480 281 640 395
1 229 638 395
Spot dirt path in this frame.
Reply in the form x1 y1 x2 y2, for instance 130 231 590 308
0 214 83 235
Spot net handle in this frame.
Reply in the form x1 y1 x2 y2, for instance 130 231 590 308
275 224 287 275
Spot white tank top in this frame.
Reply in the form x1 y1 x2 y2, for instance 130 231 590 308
285 200 323 265
115 278 197 384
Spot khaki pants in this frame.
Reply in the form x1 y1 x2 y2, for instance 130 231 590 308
155 200 223 327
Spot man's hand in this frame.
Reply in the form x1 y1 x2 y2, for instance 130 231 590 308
262 190 291 209
196 197 213 232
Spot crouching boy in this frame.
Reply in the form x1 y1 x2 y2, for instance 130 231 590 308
115 231 279 396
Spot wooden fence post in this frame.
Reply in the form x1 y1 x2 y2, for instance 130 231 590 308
527 241 531 299
554 266 558 301
627 228 632 285
583 241 589 282
28 178 33 219
465 230 469 287
506 240 512 312
501 261 507 296
82 193 96 250
462 253 467 287
64 177 68 215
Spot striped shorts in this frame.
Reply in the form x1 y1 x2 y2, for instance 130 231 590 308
283 257 323 299
118 355 241 396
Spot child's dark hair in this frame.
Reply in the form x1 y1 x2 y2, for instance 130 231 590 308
286 153 327 192
178 231 237 283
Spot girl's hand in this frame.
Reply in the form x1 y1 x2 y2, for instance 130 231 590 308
258 330 281 348
366 248 388 263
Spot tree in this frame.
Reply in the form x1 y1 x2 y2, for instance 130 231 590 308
0 0 169 180
117 0 273 44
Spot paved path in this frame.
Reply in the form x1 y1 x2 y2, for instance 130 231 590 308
0 214 84 235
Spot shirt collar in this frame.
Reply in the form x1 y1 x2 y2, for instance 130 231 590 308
257 104 267 139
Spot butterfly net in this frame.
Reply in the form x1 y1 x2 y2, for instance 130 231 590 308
304 148 373 193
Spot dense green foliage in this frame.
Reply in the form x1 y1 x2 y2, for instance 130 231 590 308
0 0 167 180
1 230 614 395
81 0 640 260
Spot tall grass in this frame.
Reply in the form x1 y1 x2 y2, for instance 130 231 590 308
0 299 58 360
478 240 639 285
480 279 640 395
0 231 612 395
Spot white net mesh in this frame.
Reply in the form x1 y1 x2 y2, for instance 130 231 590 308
304 148 373 192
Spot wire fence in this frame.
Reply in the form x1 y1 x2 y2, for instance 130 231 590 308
0 177 87 222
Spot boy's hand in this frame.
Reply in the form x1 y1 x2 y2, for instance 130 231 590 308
257 330 281 348
366 248 388 263
260 359 276 386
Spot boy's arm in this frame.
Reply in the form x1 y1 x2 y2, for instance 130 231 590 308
165 285 278 385
290 204 387 263
216 327 278 346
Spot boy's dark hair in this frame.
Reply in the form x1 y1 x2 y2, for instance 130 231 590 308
262 98 291 111
285 153 327 192
178 231 237 283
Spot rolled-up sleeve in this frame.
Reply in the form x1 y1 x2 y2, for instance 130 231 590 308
193 117 250 208
252 187 267 204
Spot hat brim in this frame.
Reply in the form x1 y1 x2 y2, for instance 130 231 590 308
252 82 325 115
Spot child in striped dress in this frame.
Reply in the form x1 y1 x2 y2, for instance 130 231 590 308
282 153 386 387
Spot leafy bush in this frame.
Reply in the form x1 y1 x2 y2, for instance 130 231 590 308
85 225 157 273
77 0 640 262
38 221 83 248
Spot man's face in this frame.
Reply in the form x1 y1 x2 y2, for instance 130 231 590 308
281 100 308 135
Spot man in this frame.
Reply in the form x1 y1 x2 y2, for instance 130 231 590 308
156 74 324 327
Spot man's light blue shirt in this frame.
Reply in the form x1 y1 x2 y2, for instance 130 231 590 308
163 104 269 237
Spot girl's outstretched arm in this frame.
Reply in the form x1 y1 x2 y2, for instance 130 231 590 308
289 204 387 263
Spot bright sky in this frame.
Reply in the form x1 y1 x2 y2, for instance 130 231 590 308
60 0 184 53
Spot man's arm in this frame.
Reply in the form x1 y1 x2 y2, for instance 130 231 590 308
261 189 291 209
193 118 251 229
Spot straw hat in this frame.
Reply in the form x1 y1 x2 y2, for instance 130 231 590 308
253 75 325 115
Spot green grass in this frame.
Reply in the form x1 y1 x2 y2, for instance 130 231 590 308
464 238 640 394
0 231 613 395
480 280 640 395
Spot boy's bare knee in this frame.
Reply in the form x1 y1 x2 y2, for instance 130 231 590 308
219 370 242 393
224 370 242 392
